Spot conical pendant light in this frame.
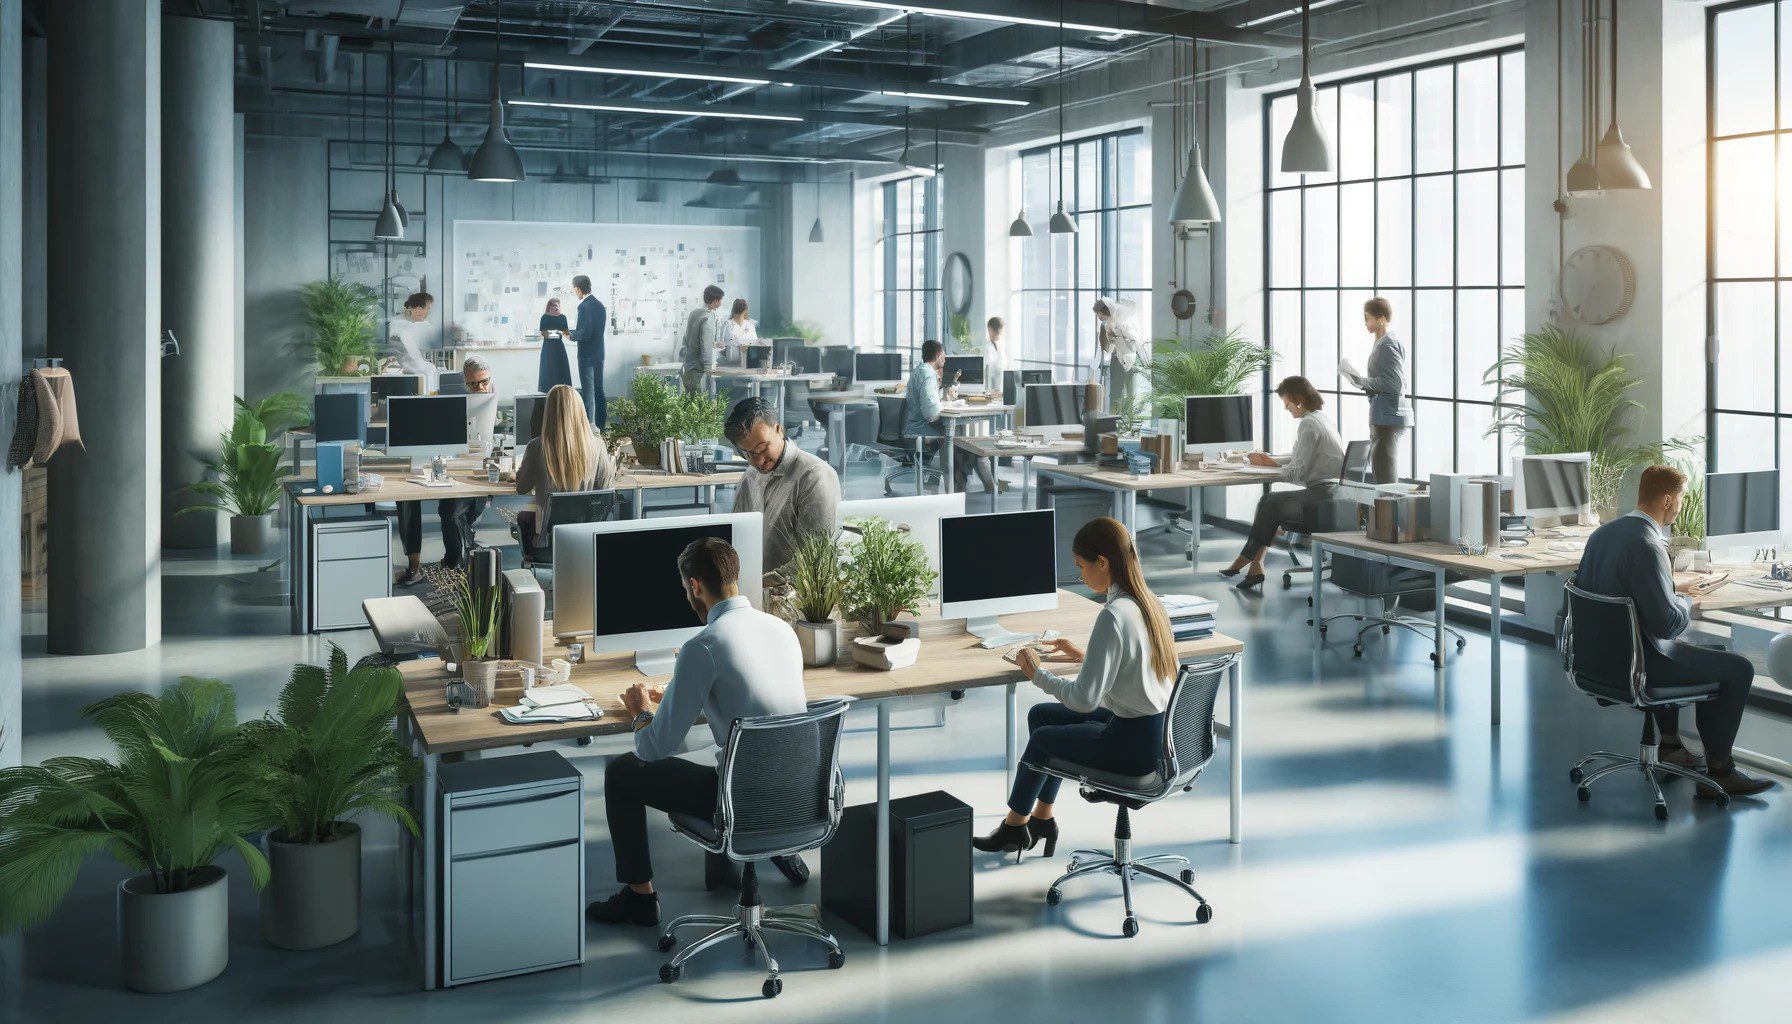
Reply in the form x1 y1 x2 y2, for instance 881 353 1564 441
1048 9 1076 234
1279 2 1333 173
808 111 825 244
1593 0 1648 190
1170 35 1221 226
468 1 525 182
371 49 403 242
705 167 744 186
1009 211 1033 237
427 61 464 172
1564 0 1602 197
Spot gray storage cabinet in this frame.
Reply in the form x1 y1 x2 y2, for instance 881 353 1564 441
309 516 391 632
439 752 585 986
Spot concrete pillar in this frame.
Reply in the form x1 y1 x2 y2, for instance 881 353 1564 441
161 14 235 549
1 0 24 766
47 0 161 654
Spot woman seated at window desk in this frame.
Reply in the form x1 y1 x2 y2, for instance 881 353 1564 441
1220 374 1345 591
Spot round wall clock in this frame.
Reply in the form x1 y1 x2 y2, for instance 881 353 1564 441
1170 288 1197 321
1559 244 1635 325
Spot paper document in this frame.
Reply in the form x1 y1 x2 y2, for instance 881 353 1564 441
405 477 455 488
1339 357 1362 382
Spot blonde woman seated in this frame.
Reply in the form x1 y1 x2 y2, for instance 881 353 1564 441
515 383 618 551
1220 375 1345 591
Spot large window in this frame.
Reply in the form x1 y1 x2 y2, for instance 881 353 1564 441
873 175 941 359
1263 48 1524 473
1013 128 1150 372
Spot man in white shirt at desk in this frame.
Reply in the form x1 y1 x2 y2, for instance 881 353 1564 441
587 537 810 928
902 338 995 494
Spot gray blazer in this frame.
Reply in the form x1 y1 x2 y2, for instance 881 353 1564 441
1349 332 1412 427
1574 512 1689 659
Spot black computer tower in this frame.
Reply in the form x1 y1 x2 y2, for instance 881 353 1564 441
822 791 972 939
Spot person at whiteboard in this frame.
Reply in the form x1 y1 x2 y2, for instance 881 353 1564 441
537 297 573 393
387 292 436 388
681 284 725 394
721 298 757 365
569 275 608 429
1340 295 1410 484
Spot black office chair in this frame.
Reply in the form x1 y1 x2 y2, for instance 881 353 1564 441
873 395 940 496
1314 553 1466 662
1282 440 1372 592
1560 580 1731 820
1028 657 1232 937
657 697 854 998
509 488 633 569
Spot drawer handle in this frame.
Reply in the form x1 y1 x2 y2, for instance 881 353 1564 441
451 837 578 863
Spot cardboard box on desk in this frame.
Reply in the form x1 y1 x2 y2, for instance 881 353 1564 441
1366 494 1427 543
1138 432 1179 471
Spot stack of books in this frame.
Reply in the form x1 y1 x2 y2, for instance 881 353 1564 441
1161 594 1219 641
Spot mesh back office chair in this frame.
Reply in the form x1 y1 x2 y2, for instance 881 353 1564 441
1282 440 1373 592
657 697 854 998
509 488 633 570
1312 555 1467 662
1027 658 1232 937
873 395 941 496
1560 580 1731 819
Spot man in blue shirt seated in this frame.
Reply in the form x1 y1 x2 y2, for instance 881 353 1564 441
902 337 995 493
1576 464 1773 798
586 537 811 928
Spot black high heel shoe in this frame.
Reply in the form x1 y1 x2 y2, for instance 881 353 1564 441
971 821 1036 863
1026 817 1059 858
1218 564 1244 578
1236 572 1265 591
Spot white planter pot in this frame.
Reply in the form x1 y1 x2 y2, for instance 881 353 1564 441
261 824 361 950
230 513 273 555
117 865 229 993
464 659 500 707
794 620 839 667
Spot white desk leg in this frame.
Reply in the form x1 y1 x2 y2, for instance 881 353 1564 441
943 421 957 493
1489 573 1503 727
1433 569 1447 669
1005 682 1019 794
826 409 846 474
1126 491 1138 533
875 703 891 947
1310 540 1325 649
914 438 925 495
988 454 999 512
1229 658 1242 845
1022 457 1032 510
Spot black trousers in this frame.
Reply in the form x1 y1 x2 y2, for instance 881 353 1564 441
1241 486 1328 559
605 753 718 885
395 497 486 566
1370 424 1405 484
1008 703 1163 815
1645 642 1756 765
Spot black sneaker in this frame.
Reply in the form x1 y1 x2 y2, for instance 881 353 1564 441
586 886 661 926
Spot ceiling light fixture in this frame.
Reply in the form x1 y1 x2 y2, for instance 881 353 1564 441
1239 0 1350 29
882 88 1029 107
810 88 826 243
1009 210 1033 238
1049 7 1076 234
705 167 744 186
895 20 938 178
1564 0 1602 197
1593 0 1648 190
523 61 777 87
1170 34 1221 227
467 0 525 182
805 0 1137 37
1279 2 1333 173
509 99 804 123
427 60 465 172
374 43 404 241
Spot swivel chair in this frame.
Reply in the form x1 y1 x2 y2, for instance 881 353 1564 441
1282 440 1372 592
1560 580 1731 820
1313 555 1467 663
510 487 632 570
657 697 854 998
1026 658 1232 937
872 395 940 496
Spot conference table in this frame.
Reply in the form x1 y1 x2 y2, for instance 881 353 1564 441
393 590 1245 988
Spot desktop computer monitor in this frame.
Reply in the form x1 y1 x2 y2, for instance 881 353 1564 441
1185 395 1254 456
745 343 772 367
466 392 499 446
386 395 468 461
1004 369 1051 407
312 392 366 445
1514 452 1591 519
1024 383 1084 428
943 355 985 388
1705 469 1781 550
551 512 764 673
437 371 468 395
855 351 902 384
513 392 547 448
772 337 805 364
790 346 822 374
370 374 422 401
838 493 967 587
939 508 1059 643
820 346 856 382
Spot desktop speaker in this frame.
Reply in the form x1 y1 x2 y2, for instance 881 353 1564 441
822 791 972 940
316 442 346 492
342 444 362 493
500 569 545 666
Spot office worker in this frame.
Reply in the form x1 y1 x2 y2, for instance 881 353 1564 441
1091 298 1142 414
1222 375 1346 591
537 297 573 393
393 357 495 587
726 397 840 575
1342 295 1410 484
904 338 997 493
681 284 726 395
588 538 811 928
388 292 437 386
513 384 617 546
985 315 1008 385
973 517 1178 859
1575 465 1773 798
569 275 608 429
721 298 758 365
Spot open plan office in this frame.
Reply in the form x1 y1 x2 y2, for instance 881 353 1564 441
6 2 1792 1022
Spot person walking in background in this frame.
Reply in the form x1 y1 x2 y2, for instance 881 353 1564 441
681 284 725 394
984 315 1009 386
389 292 437 387
1342 295 1410 484
570 275 608 428
537 297 573 393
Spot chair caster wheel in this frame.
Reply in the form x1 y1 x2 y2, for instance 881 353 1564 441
657 934 677 953
1307 597 1313 607
1122 916 1140 938
1352 645 1363 657
659 963 681 984
1319 625 1328 636
1654 803 1669 822
576 735 592 747
1180 868 1196 884
1716 792 1732 807
1429 653 1441 665
1569 767 1584 784
1456 639 1467 651
1046 887 1062 906
1282 575 1292 590
828 949 846 970
1195 903 1213 924
762 977 783 999
1381 625 1391 635
1576 786 1591 802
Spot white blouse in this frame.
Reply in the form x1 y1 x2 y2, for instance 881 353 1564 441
720 317 758 359
1029 588 1173 719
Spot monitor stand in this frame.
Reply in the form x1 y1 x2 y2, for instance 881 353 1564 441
965 615 1032 648
632 646 679 677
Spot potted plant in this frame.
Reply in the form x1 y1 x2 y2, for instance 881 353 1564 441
242 646 419 950
181 401 287 554
438 568 504 702
946 312 978 355
790 532 845 666
675 387 730 461
611 373 682 468
840 516 937 635
0 678 271 993
1143 325 1275 419
298 277 380 375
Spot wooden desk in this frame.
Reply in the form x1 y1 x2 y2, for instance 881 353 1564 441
394 590 1245 984
937 403 1016 495
952 436 1085 511
1033 461 1278 568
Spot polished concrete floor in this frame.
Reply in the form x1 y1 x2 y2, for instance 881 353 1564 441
7 438 1792 1023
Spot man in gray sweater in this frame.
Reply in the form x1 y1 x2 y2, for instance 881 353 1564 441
726 396 841 574
680 284 725 395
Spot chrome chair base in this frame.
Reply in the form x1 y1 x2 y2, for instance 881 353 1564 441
1313 594 1467 663
1571 742 1731 820
658 900 844 996
1044 840 1212 937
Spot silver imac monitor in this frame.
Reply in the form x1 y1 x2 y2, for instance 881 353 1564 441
466 392 499 446
1184 395 1254 457
1023 383 1085 433
1515 452 1592 520
790 346 823 374
938 508 1059 644
437 371 468 395
513 391 547 448
1705 469 1781 552
385 395 468 463
943 355 986 390
854 351 903 385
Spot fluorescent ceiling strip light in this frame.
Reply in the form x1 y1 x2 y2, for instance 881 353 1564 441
804 1 1138 37
1239 0 1350 29
509 99 804 123
523 61 794 88
883 88 1029 106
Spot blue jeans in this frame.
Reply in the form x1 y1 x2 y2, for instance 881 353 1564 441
579 354 606 429
1008 702 1164 815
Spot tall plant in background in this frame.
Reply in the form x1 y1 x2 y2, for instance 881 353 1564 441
299 278 380 375
183 401 286 520
1143 326 1275 419
946 313 978 355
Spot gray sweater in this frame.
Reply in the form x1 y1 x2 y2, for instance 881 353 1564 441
732 442 842 572
1272 413 1346 486
1346 332 1412 427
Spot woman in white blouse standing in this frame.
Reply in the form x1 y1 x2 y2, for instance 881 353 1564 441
720 298 758 365
972 516 1180 861
1220 375 1346 591
1091 297 1143 414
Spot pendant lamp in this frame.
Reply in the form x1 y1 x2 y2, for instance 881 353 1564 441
468 1 525 182
706 167 744 186
373 47 403 241
1593 0 1648 190
1564 0 1602 197
1049 10 1076 234
427 61 465 172
1170 36 1221 226
1009 211 1033 238
1279 2 1333 173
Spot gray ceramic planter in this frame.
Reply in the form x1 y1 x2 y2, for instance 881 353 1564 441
794 620 839 667
117 865 229 993
261 823 361 950
230 513 273 554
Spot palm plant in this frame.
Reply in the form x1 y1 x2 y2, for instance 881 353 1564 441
181 403 285 519
298 277 380 375
791 532 844 625
240 646 419 846
0 677 272 931
1143 326 1275 419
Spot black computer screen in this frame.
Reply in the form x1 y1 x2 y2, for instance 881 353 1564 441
791 347 822 373
593 523 733 637
1185 395 1254 447
855 352 901 381
437 372 468 395
1706 470 1780 538
746 344 772 366
939 510 1057 606
370 374 421 399
386 395 468 449
514 394 545 448
820 347 856 380
312 393 364 444
943 356 985 386
1024 384 1083 426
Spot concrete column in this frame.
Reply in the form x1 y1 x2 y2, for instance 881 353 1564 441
1 0 25 766
161 15 235 549
47 0 161 654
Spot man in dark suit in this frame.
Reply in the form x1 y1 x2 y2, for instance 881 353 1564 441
570 274 607 428
1576 464 1772 798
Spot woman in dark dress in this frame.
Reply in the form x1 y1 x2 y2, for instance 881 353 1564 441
538 297 573 392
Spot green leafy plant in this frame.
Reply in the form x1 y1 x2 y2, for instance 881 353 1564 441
791 532 844 624
298 277 380 375
840 516 937 632
1113 391 1152 436
240 646 420 846
612 373 729 454
0 677 272 930
763 321 823 344
674 388 730 444
1143 326 1275 419
182 402 285 519
443 570 504 661
946 313 978 355
238 392 311 439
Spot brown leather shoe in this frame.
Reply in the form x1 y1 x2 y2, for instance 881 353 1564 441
1660 744 1705 771
1695 766 1776 799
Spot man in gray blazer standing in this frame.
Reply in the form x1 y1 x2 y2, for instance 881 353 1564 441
680 284 725 395
1343 296 1411 484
